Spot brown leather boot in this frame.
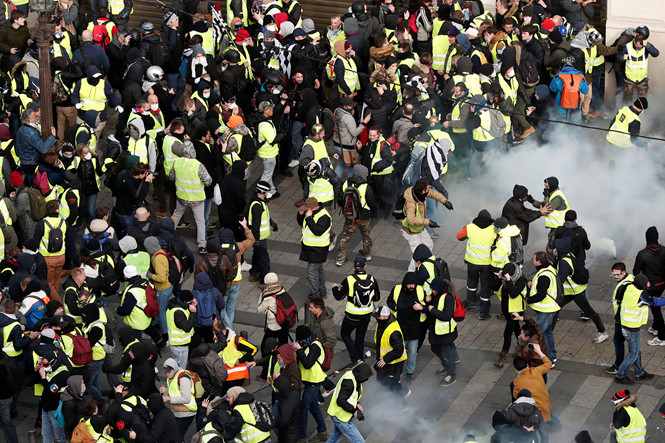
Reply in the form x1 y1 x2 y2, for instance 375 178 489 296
494 352 507 368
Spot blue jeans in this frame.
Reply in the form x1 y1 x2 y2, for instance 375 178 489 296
327 416 365 443
591 75 603 111
431 343 456 377
116 209 136 236
166 73 186 111
222 284 239 329
157 285 174 334
333 146 354 179
617 328 645 379
425 198 440 235
42 409 66 443
0 397 18 443
86 193 98 223
536 311 557 360
301 383 326 438
404 339 419 375
613 323 626 368
87 359 105 404
260 156 277 194
290 120 304 160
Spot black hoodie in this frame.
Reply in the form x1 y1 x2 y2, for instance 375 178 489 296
128 342 158 399
220 160 247 233
502 196 541 246
387 272 424 340
634 244 665 293
332 363 372 419
275 375 301 442
147 392 181 443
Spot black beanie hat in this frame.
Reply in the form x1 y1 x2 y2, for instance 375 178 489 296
296 325 311 341
634 97 648 110
549 29 563 44
646 226 658 243
513 184 528 199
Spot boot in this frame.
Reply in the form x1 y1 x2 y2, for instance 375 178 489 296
494 352 507 368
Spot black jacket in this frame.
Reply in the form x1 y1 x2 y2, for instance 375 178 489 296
554 221 590 260
297 208 331 264
333 364 372 417
160 27 183 74
427 291 457 345
501 197 541 246
147 392 182 443
387 285 423 341
194 140 222 199
374 317 405 364
188 340 227 398
128 342 158 399
633 243 665 294
128 220 159 251
275 375 301 442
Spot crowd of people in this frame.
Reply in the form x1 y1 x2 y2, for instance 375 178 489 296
0 0 663 442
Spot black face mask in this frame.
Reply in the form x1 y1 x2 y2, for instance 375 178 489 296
264 40 274 49
415 191 427 202
88 77 100 86
377 318 389 325
173 132 185 141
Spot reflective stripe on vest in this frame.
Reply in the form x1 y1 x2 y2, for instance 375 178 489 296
120 285 150 330
342 181 369 209
79 79 106 111
544 189 568 228
431 35 450 71
345 273 375 316
304 138 330 164
606 106 640 148
451 98 468 133
391 284 426 322
59 188 81 225
0 198 12 226
339 57 360 93
162 135 179 176
167 306 193 346
620 285 649 329
496 283 527 313
472 109 495 142
234 403 271 442
39 216 65 256
452 73 482 97
189 29 215 56
464 223 496 265
299 340 327 383
529 266 560 312
375 320 406 363
434 292 457 335
560 255 587 295
615 405 647 443
249 200 270 240
257 120 278 158
1 321 21 356
308 176 334 203
301 209 331 247
327 370 361 422
371 138 394 175
84 320 107 361
128 136 149 164
498 74 518 104
167 369 197 411
613 275 634 314
222 334 249 380
174 157 205 202
625 44 648 82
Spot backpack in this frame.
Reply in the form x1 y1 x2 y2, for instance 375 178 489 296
408 7 423 33
20 293 49 329
484 107 507 138
202 254 227 293
140 282 160 318
154 250 184 286
341 184 362 221
83 225 111 253
320 107 337 143
202 349 228 387
33 170 51 195
392 193 406 220
151 40 171 66
64 330 93 365
518 56 540 87
54 400 65 428
319 342 332 372
451 292 466 321
273 291 297 328
248 399 275 432
425 257 451 282
52 73 69 104
220 245 239 282
350 274 375 309
385 134 401 152
509 235 524 266
71 420 96 443
168 239 191 274
0 352 21 393
92 24 110 49
568 254 590 285
25 187 46 221
194 289 217 327
177 369 205 398
559 73 584 109
43 219 64 253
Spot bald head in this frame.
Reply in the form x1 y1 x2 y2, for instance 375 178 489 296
81 30 93 41
135 207 149 221
148 94 158 106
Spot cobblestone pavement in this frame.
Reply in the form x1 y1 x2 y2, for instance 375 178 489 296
8 160 665 443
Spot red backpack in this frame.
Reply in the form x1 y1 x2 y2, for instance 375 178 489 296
273 291 297 328
141 283 160 318
451 292 466 322
65 330 93 365
559 73 584 109
385 134 401 152
92 24 110 49
408 8 423 33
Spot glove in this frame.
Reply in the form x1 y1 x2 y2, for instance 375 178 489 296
75 103 83 109
115 106 124 114
145 271 153 280
444 201 454 210
526 194 535 204
356 410 365 421
429 220 440 228
271 221 278 232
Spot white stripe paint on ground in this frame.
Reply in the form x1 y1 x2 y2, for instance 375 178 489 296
556 375 615 442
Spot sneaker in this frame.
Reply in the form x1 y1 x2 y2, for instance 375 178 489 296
393 220 403 227
479 314 490 321
242 263 252 272
551 358 557 368
604 364 619 375
615 376 635 385
405 373 414 381
580 313 591 321
440 375 456 387
335 258 347 267
321 389 333 398
648 327 658 336
635 371 655 381
520 125 535 139
365 350 372 358
429 231 440 239
359 250 372 261
647 337 665 346
249 274 260 282
592 332 609 344
512 137 525 145
435 367 447 376
328 233 337 252
288 159 300 168
177 220 190 228
309 432 329 442
198 247 207 254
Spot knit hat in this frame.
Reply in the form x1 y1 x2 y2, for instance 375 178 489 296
448 26 460 37
235 29 250 43
226 386 245 400
634 97 648 110
179 290 194 302
9 171 22 187
457 33 471 53
0 124 9 141
572 21 585 36
354 256 366 268
293 28 306 38
264 272 279 284
466 27 478 39
206 240 220 254
494 217 508 230
522 5 534 17
164 11 178 26
295 325 311 341
430 277 447 294
279 21 294 38
542 18 556 31
264 30 275 39
227 115 243 129
41 328 56 340
256 181 271 194
575 431 593 443
512 184 528 199
633 274 649 290
46 300 63 317
301 18 315 34
549 29 563 44
646 226 659 243
119 236 137 254
612 390 630 405
123 265 138 279
372 305 391 318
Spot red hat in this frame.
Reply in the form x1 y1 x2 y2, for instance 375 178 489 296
10 171 22 187
274 12 289 29
542 18 555 32
235 29 250 43
612 390 629 405
0 124 9 141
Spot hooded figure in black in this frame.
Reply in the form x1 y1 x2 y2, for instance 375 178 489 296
633 226 665 340
147 391 180 443
61 374 85 439
7 253 48 301
103 325 142 385
274 373 301 442
106 388 154 443
372 306 405 392
157 217 194 273
387 272 425 342
502 185 547 246
220 160 247 240
127 341 158 398
328 363 372 422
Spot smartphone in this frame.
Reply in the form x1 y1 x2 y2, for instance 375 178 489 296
527 343 534 349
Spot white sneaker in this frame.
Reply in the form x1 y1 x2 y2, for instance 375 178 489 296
647 337 665 346
648 327 658 336
288 159 299 168
242 263 252 272
328 233 337 252
592 332 609 344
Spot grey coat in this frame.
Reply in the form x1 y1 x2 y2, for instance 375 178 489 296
334 107 365 148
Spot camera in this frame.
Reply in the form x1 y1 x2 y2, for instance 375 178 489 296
527 343 534 349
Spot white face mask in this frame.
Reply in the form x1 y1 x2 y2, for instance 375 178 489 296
242 41 249 47
80 385 86 395
150 103 159 111
266 25 276 32
229 103 238 110
506 69 515 78
203 92 211 99
84 153 92 160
